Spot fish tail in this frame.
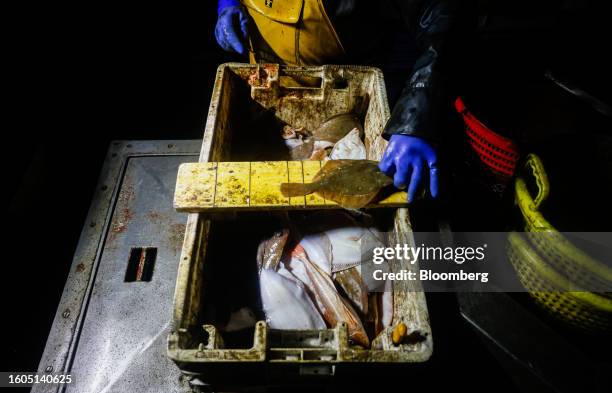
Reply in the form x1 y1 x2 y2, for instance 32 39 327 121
280 182 315 197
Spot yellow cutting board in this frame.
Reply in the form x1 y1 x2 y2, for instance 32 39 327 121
174 161 408 212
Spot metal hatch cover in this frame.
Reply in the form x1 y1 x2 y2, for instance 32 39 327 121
34 140 200 393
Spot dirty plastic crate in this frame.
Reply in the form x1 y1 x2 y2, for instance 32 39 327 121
168 63 432 389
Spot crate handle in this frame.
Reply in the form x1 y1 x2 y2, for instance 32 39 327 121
249 64 348 100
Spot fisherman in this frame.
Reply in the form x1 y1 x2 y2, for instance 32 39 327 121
215 0 460 203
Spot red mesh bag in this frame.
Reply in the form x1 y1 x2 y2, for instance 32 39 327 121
455 97 519 177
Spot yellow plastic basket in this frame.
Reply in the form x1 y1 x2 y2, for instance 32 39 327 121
508 154 612 332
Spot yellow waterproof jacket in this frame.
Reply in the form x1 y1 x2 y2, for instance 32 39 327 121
240 0 345 65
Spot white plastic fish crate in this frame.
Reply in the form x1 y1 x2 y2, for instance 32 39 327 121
168 63 433 389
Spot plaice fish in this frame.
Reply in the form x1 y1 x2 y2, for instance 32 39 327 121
380 278 394 327
256 229 289 271
298 233 332 275
259 268 326 330
282 125 314 160
334 266 369 315
313 113 363 144
282 112 362 160
289 244 369 347
296 226 384 274
287 245 370 344
282 125 311 140
280 160 393 209
288 138 314 160
283 255 315 290
310 140 335 160
329 128 367 160
326 226 385 273
310 148 328 161
293 211 385 273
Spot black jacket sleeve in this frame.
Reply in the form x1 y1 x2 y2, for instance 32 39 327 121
382 0 458 142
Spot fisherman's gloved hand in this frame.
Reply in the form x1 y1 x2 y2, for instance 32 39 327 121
379 134 439 203
215 0 248 55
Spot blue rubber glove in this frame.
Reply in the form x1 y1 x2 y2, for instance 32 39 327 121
379 134 439 203
215 0 248 55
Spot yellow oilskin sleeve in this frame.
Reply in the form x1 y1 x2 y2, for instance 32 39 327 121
241 0 345 65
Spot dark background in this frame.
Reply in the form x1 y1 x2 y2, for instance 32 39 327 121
3 1 611 391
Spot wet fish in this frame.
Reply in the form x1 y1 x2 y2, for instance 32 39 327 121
313 113 363 144
289 139 315 160
282 125 314 160
309 148 328 161
326 226 385 272
259 268 326 330
299 233 332 275
310 140 335 160
364 273 394 336
283 255 315 290
280 160 393 209
334 266 369 315
281 112 361 160
329 128 366 160
256 229 289 271
366 294 379 336
292 211 385 273
282 125 310 140
380 278 394 327
288 244 370 347
296 225 384 274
